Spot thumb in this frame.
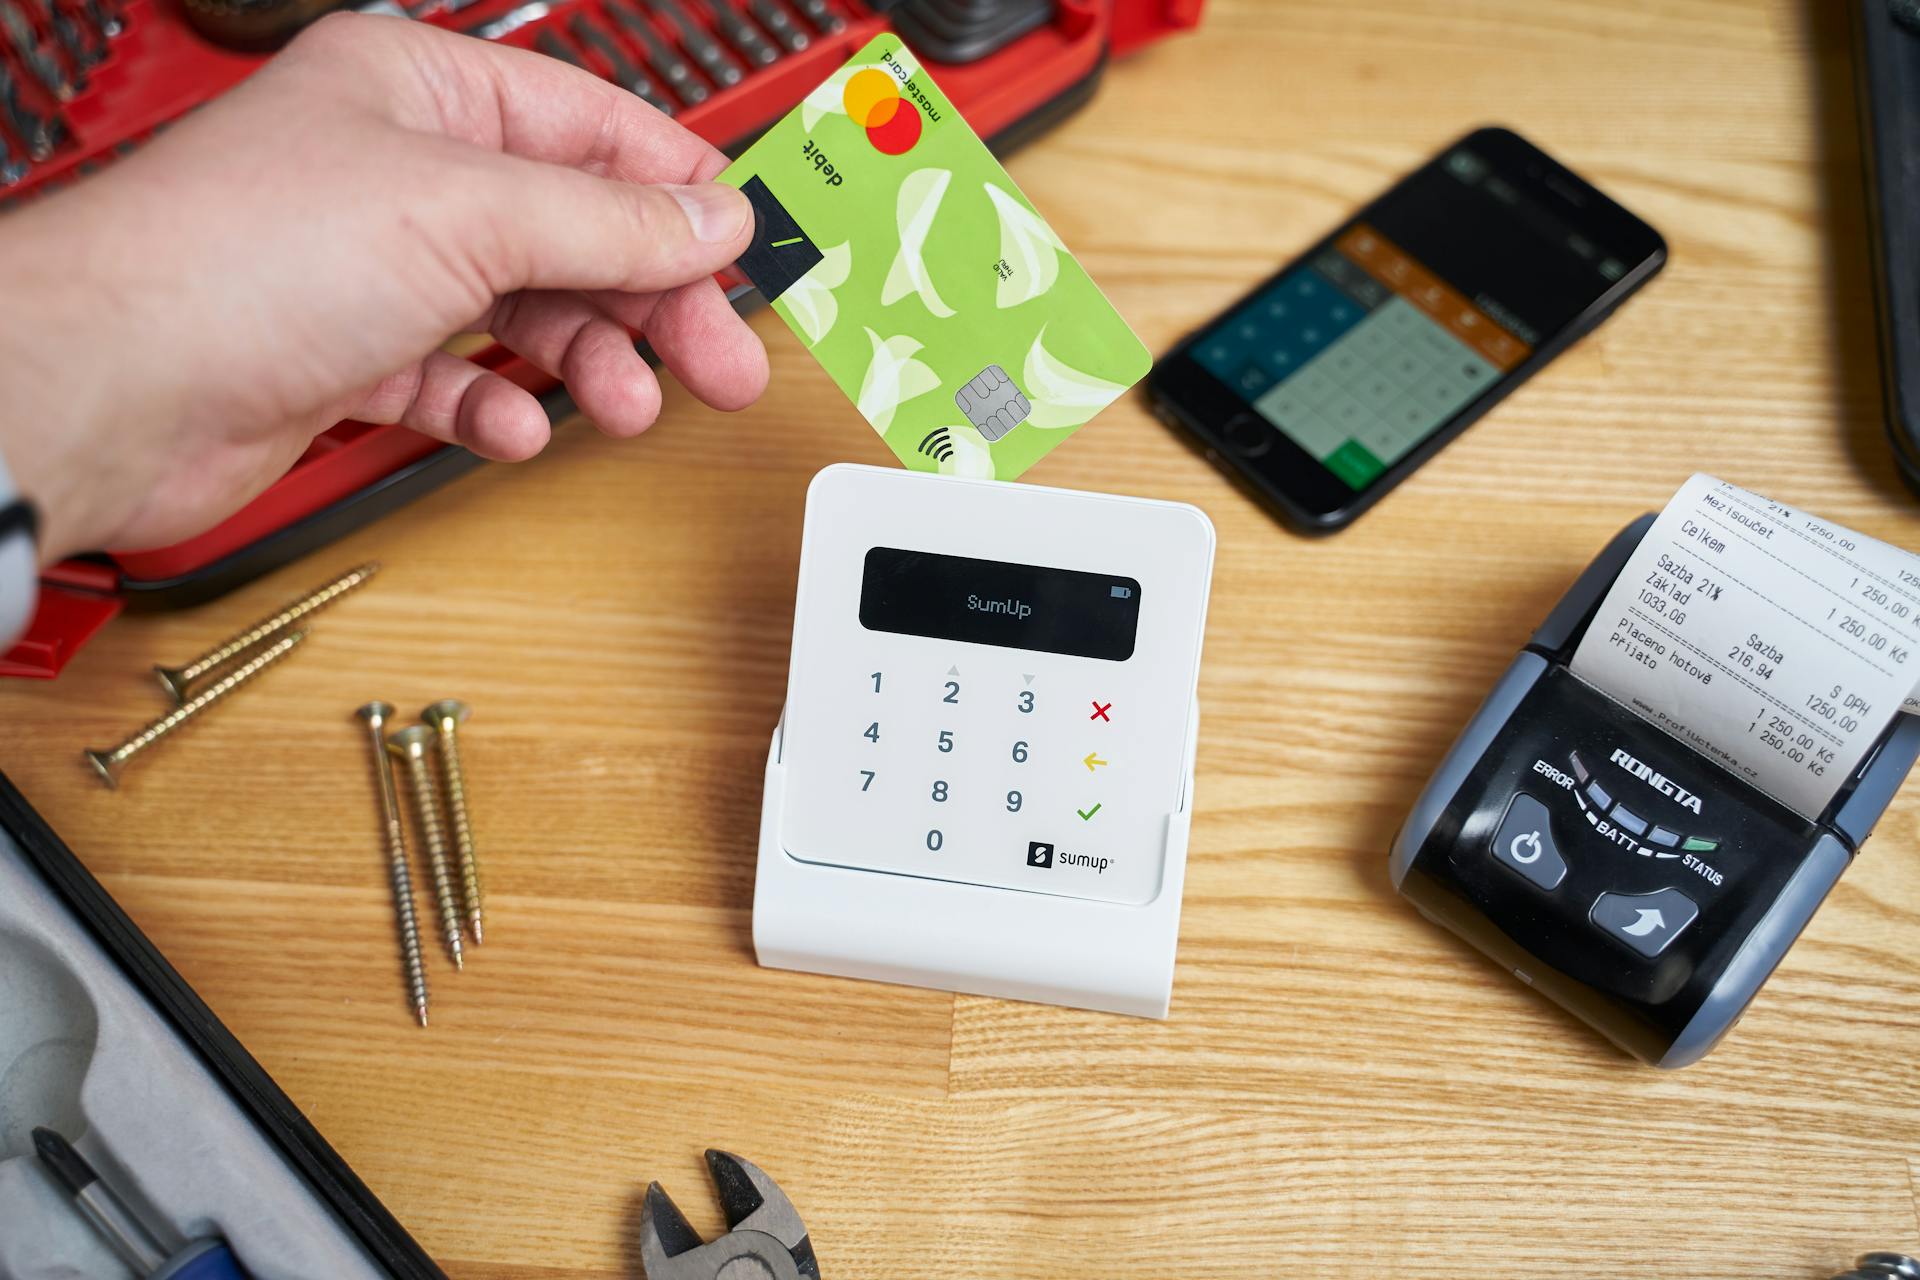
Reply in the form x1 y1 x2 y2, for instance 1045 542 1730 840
471 155 754 297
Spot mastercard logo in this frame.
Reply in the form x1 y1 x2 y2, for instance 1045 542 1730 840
843 68 923 156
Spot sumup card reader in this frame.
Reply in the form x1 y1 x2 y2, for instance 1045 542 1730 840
1393 487 1920 1067
755 465 1215 1018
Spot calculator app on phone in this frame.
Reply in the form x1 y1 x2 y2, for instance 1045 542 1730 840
1150 127 1666 533
1191 226 1523 492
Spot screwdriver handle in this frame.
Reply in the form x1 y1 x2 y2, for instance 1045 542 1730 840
151 1239 252 1280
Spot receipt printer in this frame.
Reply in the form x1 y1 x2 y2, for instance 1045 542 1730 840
1391 516 1920 1067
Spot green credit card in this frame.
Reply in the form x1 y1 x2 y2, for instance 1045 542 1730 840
719 34 1152 480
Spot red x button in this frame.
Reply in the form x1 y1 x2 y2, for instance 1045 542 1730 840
1090 701 1112 722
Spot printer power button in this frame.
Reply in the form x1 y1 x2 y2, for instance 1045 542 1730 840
1490 792 1569 891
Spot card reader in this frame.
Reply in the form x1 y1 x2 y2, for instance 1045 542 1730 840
754 465 1215 1017
1391 515 1920 1067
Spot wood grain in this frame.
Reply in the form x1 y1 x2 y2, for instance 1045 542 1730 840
3 1 1918 1274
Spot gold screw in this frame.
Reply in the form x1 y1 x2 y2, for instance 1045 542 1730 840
357 702 430 1028
387 725 464 971
154 562 379 703
422 699 484 946
85 631 308 788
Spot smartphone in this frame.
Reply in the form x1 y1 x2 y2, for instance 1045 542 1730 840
1148 127 1666 533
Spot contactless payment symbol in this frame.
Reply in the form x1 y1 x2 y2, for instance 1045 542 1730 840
844 68 923 155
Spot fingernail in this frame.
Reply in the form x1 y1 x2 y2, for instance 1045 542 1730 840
669 183 749 243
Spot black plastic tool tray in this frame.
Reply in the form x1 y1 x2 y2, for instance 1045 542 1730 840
0 771 442 1279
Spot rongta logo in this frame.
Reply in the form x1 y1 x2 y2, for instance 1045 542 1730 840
1609 747 1704 814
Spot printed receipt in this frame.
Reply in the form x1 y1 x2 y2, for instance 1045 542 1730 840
1570 474 1920 820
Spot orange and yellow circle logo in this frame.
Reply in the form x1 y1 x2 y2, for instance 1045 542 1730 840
843 68 923 156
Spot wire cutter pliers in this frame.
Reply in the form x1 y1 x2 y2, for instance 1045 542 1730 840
640 1150 820 1280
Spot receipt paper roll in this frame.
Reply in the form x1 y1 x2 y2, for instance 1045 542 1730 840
1569 474 1920 820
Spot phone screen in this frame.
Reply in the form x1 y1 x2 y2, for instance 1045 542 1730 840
1156 129 1663 528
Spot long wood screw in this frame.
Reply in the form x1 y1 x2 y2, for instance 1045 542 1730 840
85 631 307 788
357 702 430 1028
154 562 378 703
422 700 485 946
387 725 464 971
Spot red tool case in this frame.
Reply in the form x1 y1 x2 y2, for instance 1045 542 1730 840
0 0 1202 678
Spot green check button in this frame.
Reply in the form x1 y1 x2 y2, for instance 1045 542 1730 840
1077 804 1102 821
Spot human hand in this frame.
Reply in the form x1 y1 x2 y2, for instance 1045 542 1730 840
0 13 766 561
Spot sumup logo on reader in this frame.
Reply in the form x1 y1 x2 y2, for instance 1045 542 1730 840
1028 840 1110 875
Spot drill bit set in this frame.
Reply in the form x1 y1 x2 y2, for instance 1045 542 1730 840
0 0 125 186
84 562 378 788
355 697 488 1027
485 0 844 117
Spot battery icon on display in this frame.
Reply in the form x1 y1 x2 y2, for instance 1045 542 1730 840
1110 585 1133 599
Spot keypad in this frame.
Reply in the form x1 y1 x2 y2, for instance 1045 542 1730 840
781 620 1182 908
797 649 1154 904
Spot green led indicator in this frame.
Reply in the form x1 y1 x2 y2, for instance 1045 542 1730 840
1681 836 1718 853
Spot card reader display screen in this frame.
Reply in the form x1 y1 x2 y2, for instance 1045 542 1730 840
1192 145 1626 491
859 547 1140 661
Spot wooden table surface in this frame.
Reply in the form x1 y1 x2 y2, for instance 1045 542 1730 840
4 1 1918 1274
